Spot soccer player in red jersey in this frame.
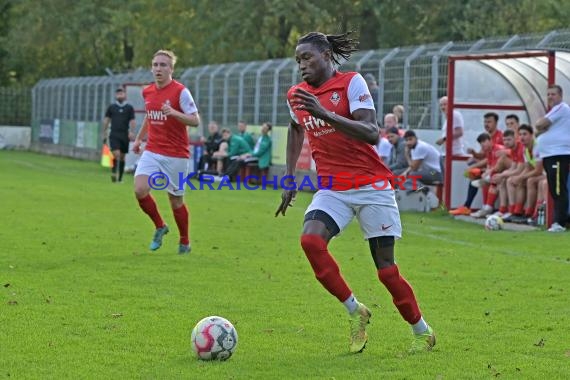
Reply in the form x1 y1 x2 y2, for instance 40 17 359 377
275 31 435 354
132 50 200 254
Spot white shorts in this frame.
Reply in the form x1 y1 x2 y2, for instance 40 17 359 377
135 150 190 196
305 184 402 239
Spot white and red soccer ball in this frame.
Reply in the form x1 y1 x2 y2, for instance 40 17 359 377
191 316 238 361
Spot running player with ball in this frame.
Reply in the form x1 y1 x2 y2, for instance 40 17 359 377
276 31 436 354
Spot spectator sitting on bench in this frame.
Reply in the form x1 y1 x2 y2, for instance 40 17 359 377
402 130 443 190
386 126 408 175
212 128 252 177
375 114 396 162
241 122 272 174
198 121 223 173
237 120 255 150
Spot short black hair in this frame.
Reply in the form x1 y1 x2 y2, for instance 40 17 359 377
505 114 519 122
484 112 499 122
477 132 491 143
264 122 272 131
116 87 125 93
504 129 515 138
403 130 416 139
387 127 400 135
518 124 533 134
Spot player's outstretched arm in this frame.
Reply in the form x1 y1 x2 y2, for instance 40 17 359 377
275 121 303 217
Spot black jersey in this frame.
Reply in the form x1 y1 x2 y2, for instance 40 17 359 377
105 102 135 138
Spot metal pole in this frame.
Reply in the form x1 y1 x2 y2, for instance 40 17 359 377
468 38 486 52
271 59 292 126
430 42 454 130
501 35 519 49
403 45 426 128
223 63 242 126
238 62 257 122
194 65 212 108
546 50 557 228
207 65 226 125
254 60 275 125
292 64 299 86
31 82 39 126
61 80 69 120
378 48 400 119
355 50 375 72
537 30 558 47
444 57 456 209
92 81 99 122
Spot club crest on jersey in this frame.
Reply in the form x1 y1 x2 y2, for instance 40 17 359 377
330 91 341 106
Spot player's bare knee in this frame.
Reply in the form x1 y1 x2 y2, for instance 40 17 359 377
368 236 396 269
134 179 150 199
134 188 149 199
168 194 184 209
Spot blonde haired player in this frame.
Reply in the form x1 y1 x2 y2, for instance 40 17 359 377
133 50 200 254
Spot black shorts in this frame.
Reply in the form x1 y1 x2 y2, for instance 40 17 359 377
109 137 129 154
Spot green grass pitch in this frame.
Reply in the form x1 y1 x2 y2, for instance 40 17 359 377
1 151 569 379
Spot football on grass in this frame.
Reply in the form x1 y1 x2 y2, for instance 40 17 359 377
191 316 238 360
485 215 504 231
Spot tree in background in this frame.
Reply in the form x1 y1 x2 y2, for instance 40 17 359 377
1 0 570 86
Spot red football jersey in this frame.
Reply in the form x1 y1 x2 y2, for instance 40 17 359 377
509 141 525 163
486 143 505 168
287 71 392 190
491 129 504 146
143 80 193 158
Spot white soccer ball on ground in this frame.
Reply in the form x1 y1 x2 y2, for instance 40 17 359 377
191 316 238 360
485 215 504 231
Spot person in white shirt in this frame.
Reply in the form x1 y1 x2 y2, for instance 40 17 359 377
402 130 442 189
435 96 465 156
534 84 570 232
374 114 396 162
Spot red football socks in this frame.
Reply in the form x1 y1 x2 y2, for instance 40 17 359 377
300 234 352 302
378 265 421 324
137 194 165 229
513 203 524 215
486 189 498 208
482 185 489 204
173 204 190 245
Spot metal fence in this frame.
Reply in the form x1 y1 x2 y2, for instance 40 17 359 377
31 29 570 141
0 87 32 126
